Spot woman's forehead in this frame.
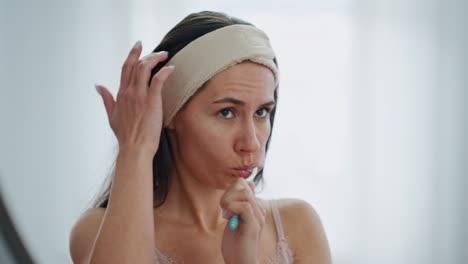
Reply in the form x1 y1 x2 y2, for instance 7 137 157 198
203 61 275 97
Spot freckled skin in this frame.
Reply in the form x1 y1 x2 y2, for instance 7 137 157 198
167 61 276 190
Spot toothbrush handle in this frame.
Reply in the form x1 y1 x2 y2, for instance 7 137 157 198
228 169 257 231
229 215 240 230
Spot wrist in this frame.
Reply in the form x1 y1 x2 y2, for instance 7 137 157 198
118 145 156 160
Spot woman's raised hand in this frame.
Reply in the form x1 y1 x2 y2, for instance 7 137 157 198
95 41 175 155
220 178 267 264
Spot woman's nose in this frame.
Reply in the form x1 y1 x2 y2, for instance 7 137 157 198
234 118 261 154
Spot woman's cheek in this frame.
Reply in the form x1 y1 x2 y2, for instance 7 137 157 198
260 121 271 143
199 124 232 156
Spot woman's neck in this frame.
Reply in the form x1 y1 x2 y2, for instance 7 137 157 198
154 165 228 234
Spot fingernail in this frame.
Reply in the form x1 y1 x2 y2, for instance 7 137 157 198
167 65 175 69
158 51 168 56
95 84 102 96
222 208 228 218
133 40 141 49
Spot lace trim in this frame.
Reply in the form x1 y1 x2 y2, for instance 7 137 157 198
154 199 294 263
154 247 180 264
154 239 292 264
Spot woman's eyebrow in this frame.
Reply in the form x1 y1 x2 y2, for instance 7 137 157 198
212 97 275 107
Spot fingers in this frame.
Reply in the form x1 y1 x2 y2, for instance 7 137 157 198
247 181 255 192
220 179 267 227
222 200 264 221
118 41 143 99
148 65 175 106
223 200 267 232
95 84 115 121
118 40 171 104
132 51 169 97
225 201 256 223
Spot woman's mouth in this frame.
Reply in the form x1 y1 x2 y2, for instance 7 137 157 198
232 169 253 179
231 167 258 179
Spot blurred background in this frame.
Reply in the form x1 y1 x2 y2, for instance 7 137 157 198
0 0 467 263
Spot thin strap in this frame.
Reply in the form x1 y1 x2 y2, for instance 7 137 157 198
269 199 295 263
270 199 287 241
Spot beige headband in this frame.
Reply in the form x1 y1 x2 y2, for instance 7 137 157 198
161 24 279 127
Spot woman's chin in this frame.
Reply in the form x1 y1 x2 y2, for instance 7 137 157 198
215 174 239 190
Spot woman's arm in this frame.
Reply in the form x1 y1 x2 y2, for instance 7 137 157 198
70 41 174 264
70 147 156 264
89 147 156 263
280 199 332 264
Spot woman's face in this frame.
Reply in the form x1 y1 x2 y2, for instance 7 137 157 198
167 61 276 189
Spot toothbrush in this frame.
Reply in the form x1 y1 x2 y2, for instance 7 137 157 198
228 167 258 231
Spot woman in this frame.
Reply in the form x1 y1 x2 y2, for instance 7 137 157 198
69 11 332 264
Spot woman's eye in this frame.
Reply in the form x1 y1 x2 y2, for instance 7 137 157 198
255 108 269 118
218 108 233 119
218 108 270 119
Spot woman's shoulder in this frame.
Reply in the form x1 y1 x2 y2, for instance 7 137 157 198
71 207 107 235
267 198 324 233
69 207 107 264
257 198 323 236
266 198 332 263
257 197 318 217
276 198 317 216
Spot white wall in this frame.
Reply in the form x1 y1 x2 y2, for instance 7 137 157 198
0 0 466 263
0 1 132 262
351 0 467 263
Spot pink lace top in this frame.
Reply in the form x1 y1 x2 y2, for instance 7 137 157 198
154 199 294 264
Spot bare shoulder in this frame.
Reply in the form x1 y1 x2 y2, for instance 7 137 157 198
276 198 332 264
69 207 106 264
276 198 326 225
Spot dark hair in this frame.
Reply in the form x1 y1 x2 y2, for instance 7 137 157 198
91 10 279 209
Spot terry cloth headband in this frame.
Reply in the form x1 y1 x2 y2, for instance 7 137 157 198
161 24 279 127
